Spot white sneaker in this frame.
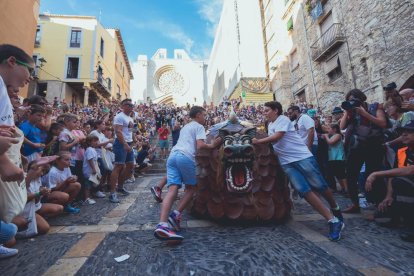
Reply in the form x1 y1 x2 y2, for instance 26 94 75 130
94 191 106 198
82 198 96 205
0 245 18 259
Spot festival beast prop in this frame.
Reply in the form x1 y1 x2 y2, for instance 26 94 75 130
192 115 292 221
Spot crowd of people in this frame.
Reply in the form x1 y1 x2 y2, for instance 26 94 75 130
0 44 413 259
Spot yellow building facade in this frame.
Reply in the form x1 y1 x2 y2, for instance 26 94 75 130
0 0 40 98
32 14 133 105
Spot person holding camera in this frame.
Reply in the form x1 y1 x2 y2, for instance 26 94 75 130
340 89 388 213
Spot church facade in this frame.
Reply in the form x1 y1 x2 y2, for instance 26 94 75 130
132 49 208 106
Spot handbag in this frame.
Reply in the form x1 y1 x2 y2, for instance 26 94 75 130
16 200 38 238
101 147 114 171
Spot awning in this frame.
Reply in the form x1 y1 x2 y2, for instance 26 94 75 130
324 55 340 74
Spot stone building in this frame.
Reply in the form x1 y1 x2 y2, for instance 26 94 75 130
131 49 208 106
260 0 414 112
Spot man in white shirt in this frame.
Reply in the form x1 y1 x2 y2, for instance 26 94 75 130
287 105 318 154
253 101 344 241
154 106 221 242
108 99 135 203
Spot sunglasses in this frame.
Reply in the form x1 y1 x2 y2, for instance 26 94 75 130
15 59 35 75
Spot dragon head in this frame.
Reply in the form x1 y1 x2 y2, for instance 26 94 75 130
219 127 256 193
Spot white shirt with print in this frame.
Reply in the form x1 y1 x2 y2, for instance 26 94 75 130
113 112 134 143
171 121 206 162
268 115 313 165
296 114 318 146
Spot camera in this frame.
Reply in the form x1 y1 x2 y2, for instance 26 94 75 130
341 99 362 111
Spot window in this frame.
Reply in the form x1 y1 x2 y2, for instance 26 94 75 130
295 89 306 103
100 38 104 57
177 53 182 59
32 55 38 77
122 65 125 77
107 78 112 90
159 53 165 59
70 29 81 48
284 0 290 6
290 49 299 70
320 12 333 35
325 55 342 82
117 85 121 99
287 17 293 31
66 57 79 78
115 52 118 65
35 26 41 46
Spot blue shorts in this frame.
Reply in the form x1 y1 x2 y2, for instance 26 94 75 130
113 139 134 164
0 221 17 243
281 156 328 197
166 151 196 188
158 139 169 149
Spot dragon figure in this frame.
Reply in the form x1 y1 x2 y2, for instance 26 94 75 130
192 112 292 222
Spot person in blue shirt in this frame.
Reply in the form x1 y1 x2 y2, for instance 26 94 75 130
20 104 46 161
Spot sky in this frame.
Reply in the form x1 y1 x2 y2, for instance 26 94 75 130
40 0 223 63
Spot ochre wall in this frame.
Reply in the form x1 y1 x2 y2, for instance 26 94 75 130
0 0 40 98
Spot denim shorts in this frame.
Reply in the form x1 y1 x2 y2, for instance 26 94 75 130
0 221 17 243
281 156 328 197
158 139 169 149
113 139 134 164
166 151 196 187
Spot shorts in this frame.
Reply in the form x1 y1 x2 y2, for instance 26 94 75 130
281 156 328 197
0 221 17 243
327 160 346 179
113 139 134 165
97 158 109 176
166 151 196 188
159 139 169 149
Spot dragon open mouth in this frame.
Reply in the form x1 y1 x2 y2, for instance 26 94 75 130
225 160 253 192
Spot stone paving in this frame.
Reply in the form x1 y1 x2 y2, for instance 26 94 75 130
0 175 413 276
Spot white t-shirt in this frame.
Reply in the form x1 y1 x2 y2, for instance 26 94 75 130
28 177 43 211
83 147 98 178
171 121 206 161
113 112 134 143
90 130 108 158
0 128 27 222
0 75 15 126
295 114 318 146
44 166 72 189
268 115 313 165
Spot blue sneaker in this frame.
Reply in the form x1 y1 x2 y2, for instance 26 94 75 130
168 211 182 231
328 220 345 241
154 224 183 241
64 204 80 214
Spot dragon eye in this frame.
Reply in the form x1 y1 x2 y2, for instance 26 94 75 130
242 139 251 145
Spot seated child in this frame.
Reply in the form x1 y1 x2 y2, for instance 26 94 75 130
25 158 63 235
42 151 81 214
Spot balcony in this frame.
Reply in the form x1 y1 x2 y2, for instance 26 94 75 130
310 23 346 62
91 73 111 98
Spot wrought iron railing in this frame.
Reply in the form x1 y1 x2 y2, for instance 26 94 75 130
310 23 345 61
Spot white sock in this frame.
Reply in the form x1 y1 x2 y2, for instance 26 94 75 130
173 210 180 216
158 222 168 227
328 216 339 223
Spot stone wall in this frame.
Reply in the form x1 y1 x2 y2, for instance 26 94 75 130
270 0 414 113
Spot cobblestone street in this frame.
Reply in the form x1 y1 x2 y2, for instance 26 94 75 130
1 175 413 276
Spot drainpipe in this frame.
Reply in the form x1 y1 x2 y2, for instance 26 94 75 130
300 3 320 108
